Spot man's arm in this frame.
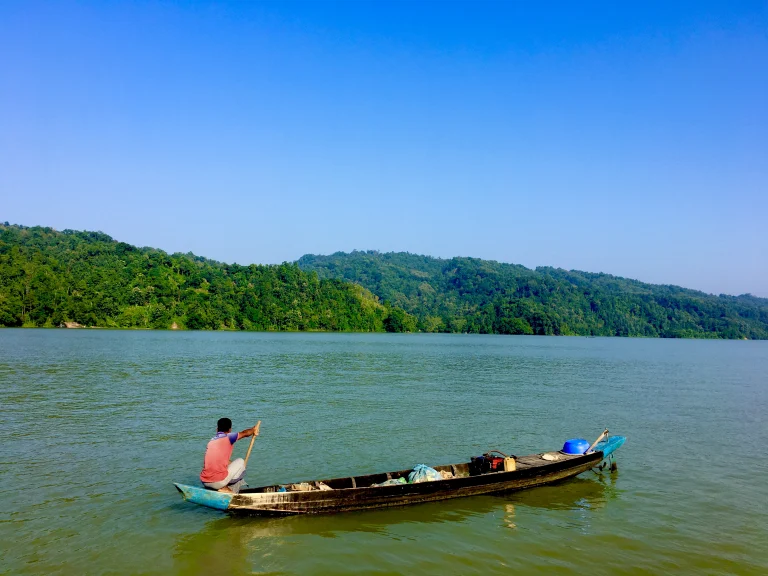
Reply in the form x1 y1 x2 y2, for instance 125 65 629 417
236 424 260 442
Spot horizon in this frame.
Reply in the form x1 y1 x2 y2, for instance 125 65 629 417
3 220 763 300
2 1 766 296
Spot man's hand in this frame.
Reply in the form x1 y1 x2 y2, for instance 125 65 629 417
237 423 260 441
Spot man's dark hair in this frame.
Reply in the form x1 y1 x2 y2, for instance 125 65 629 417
217 418 232 432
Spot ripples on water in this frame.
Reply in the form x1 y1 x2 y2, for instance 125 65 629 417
1 330 767 574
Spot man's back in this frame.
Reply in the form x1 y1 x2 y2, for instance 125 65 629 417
201 432 237 483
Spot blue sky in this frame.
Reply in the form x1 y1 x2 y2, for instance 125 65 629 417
1 1 766 296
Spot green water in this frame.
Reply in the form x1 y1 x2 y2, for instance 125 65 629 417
1 330 766 575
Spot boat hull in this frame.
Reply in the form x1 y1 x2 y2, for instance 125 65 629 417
228 451 603 515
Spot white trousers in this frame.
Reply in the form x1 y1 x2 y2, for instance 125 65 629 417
202 458 246 490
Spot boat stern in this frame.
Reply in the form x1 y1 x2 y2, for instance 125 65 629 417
174 483 232 511
595 435 626 457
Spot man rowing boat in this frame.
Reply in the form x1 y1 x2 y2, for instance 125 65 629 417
200 418 259 493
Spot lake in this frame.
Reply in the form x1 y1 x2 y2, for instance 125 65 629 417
1 330 766 574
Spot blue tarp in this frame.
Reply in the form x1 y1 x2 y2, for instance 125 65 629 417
408 464 442 483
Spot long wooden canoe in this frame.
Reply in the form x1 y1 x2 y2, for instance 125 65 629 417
174 435 625 516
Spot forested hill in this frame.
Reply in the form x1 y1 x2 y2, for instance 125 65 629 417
297 251 768 339
0 225 417 332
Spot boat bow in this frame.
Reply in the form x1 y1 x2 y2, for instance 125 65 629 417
174 483 233 511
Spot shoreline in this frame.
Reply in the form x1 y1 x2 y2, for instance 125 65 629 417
0 325 756 340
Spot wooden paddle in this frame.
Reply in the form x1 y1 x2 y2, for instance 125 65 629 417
244 421 261 467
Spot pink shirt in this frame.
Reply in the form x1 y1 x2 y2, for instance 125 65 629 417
200 432 238 483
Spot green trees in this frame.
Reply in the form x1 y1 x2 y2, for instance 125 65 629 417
0 225 414 332
383 308 418 333
298 250 768 340
4 225 766 339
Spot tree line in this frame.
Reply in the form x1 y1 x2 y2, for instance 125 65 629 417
4 225 765 339
0 224 417 332
297 250 768 339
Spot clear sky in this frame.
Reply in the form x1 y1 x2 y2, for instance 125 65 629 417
1 1 766 296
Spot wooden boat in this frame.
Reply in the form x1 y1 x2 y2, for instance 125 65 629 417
174 435 625 516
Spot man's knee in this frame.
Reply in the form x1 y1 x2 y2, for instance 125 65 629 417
229 458 246 480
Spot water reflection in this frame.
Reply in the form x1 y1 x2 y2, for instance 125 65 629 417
170 474 616 574
172 525 253 576
504 473 620 511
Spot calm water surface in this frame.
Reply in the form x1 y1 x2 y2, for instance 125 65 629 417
1 330 766 574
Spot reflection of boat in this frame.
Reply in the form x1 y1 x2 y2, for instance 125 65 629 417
505 473 619 511
170 474 617 572
174 436 625 516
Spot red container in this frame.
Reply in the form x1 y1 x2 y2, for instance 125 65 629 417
488 457 505 471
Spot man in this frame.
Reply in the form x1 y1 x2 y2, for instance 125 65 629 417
200 418 259 493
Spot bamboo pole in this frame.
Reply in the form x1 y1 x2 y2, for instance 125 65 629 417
585 428 609 454
244 421 261 467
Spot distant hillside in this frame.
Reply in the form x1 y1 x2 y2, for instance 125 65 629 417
298 251 768 339
0 225 416 332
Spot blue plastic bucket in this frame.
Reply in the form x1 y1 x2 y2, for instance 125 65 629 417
562 438 590 454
